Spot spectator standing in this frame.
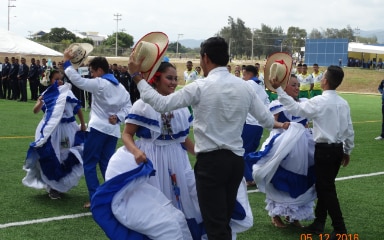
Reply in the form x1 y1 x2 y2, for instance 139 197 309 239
9 57 19 100
375 79 384 140
39 58 48 95
17 57 29 102
112 63 121 82
28 58 40 100
310 63 324 98
184 60 198 84
1 57 11 99
297 64 314 98
195 66 204 79
119 66 131 92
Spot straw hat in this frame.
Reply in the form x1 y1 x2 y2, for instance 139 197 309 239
264 52 293 92
67 43 94 69
131 32 169 80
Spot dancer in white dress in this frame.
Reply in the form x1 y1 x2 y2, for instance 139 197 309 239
91 61 253 239
123 61 203 233
246 75 316 228
22 69 86 199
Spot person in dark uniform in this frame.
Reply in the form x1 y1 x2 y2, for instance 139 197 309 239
129 81 140 104
112 63 120 82
375 79 384 140
0 59 2 98
9 57 19 100
1 57 11 99
39 58 48 95
17 57 29 102
119 66 131 92
28 58 40 100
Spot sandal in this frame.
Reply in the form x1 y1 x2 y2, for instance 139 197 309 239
271 216 287 228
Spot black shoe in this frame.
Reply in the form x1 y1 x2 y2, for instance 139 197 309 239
49 189 61 199
304 221 325 234
329 230 347 240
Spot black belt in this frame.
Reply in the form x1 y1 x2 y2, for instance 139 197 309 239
316 142 343 148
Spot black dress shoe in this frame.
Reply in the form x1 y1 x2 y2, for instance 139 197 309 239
304 221 325 234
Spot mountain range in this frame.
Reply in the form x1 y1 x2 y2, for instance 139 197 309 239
360 29 384 44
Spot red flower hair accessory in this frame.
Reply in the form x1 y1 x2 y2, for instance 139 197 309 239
148 71 161 85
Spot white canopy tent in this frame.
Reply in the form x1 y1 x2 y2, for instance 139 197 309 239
0 28 62 56
348 42 384 54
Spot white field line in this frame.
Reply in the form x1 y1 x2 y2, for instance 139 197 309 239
0 213 92 229
1 171 383 229
335 171 384 181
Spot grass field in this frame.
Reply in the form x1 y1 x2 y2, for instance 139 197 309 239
0 82 384 239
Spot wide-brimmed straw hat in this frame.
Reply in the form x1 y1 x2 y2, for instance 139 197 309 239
131 32 169 81
67 43 94 69
264 52 293 92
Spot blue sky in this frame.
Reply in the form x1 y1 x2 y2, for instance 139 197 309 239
1 0 383 42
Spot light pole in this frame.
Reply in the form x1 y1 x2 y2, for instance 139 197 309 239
8 0 16 31
114 13 122 56
354 27 360 43
176 34 183 57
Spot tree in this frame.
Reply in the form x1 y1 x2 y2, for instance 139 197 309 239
103 32 134 48
323 26 354 41
253 24 285 58
286 26 307 54
78 37 94 45
168 42 188 53
217 16 252 58
308 28 323 39
40 27 77 43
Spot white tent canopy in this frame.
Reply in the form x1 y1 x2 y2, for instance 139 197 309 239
0 28 62 56
348 42 384 55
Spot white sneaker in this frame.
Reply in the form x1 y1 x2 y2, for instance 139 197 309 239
374 136 383 140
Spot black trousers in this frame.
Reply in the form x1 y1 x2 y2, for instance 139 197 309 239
194 149 244 240
0 78 3 98
314 143 346 231
18 79 27 101
11 78 19 100
2 77 11 99
29 78 39 100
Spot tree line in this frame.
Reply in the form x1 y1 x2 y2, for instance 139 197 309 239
31 18 379 58
217 16 378 60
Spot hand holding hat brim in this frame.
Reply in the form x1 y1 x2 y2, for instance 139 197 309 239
128 50 144 74
128 51 148 83
264 52 293 92
63 48 75 62
270 76 282 89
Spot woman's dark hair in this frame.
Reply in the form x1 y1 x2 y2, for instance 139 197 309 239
89 57 109 73
200 37 229 66
49 69 61 81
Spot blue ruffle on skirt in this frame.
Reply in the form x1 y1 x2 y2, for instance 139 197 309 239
91 160 155 240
